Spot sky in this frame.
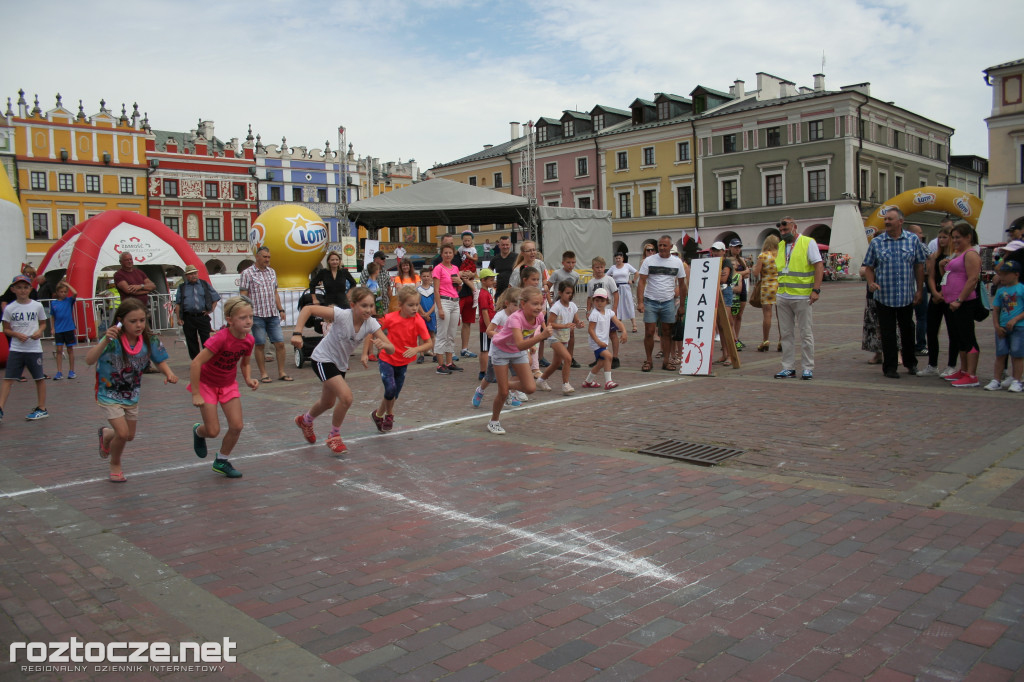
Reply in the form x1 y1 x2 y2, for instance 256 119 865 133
3 0 1021 170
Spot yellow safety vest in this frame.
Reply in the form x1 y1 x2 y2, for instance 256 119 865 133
775 236 815 297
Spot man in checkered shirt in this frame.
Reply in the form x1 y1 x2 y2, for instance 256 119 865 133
240 246 292 382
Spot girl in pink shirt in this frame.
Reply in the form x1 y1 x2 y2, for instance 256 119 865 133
189 297 259 478
487 286 551 435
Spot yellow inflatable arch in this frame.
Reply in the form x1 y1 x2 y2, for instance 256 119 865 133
864 186 983 232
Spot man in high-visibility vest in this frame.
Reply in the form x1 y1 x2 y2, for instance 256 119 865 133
774 217 824 380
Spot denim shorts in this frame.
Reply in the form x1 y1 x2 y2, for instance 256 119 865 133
996 326 1024 358
643 297 677 325
251 315 283 345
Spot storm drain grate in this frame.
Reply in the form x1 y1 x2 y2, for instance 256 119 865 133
638 440 744 466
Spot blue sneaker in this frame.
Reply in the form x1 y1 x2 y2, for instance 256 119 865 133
52 372 64 381
26 407 49 420
539 357 551 368
192 422 208 458
801 370 813 380
67 371 77 379
505 393 522 407
774 369 796 379
436 365 451 375
472 387 485 408
460 349 477 358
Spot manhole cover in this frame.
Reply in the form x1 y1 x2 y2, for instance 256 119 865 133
638 440 743 466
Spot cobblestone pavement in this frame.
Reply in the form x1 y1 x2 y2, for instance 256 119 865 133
1 281 1022 680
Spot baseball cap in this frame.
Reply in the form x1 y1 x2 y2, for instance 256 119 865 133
729 238 742 247
10 274 32 286
184 264 198 274
1007 225 1021 233
711 241 727 251
1000 240 1024 253
592 288 609 299
998 260 1022 273
372 251 386 260
478 268 497 279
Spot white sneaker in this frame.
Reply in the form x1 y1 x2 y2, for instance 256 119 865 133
512 390 529 402
940 366 958 378
536 379 552 392
918 365 938 376
487 421 506 435
984 379 1003 391
1009 380 1024 393
1001 376 1015 389
562 382 575 395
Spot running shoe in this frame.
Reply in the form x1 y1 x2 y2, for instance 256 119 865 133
802 370 813 380
562 382 575 395
460 349 477 358
604 381 619 390
539 357 550 367
943 370 966 382
1009 380 1024 393
478 372 486 380
611 358 619 370
983 379 1003 391
487 421 506 435
26 408 48 421
436 365 451 375
52 372 63 381
67 371 76 379
1001 376 1016 389
447 363 464 372
382 414 394 432
295 414 316 443
192 422 207 458
370 410 385 433
536 379 552 391
472 387 485 408
416 355 425 364
212 459 243 478
774 370 796 379
940 367 960 378
582 380 600 388
918 365 938 376
505 394 522 407
571 359 581 369
326 435 347 453
951 374 979 388
512 390 529 402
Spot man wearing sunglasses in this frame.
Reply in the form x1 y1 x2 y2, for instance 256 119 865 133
774 218 824 380
637 236 687 371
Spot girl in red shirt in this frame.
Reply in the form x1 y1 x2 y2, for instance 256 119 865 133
371 286 434 433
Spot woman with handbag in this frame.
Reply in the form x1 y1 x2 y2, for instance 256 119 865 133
943 223 983 387
750 235 780 352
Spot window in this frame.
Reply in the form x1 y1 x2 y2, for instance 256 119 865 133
468 176 477 186
493 172 503 188
878 171 888 197
418 226 429 243
722 180 738 210
30 171 46 190
269 186 281 201
859 169 870 198
723 134 737 153
205 181 218 199
893 131 902 150
935 144 944 162
317 188 327 203
766 175 783 206
544 162 557 180
563 120 574 137
119 177 134 195
577 197 591 209
676 186 692 214
60 214 76 234
537 126 548 142
205 217 221 241
808 169 827 201
233 218 248 241
292 187 302 201
917 137 925 155
592 114 604 132
576 158 588 177
808 120 824 141
58 173 74 192
31 213 49 238
657 101 670 120
85 175 100 193
895 175 904 195
546 200 560 207
616 151 628 170
766 127 781 148
165 216 180 235
618 192 632 218
643 189 657 216
677 141 690 162
876 124 885 143
232 184 245 200
642 147 655 166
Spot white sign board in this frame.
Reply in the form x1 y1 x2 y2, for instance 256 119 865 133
363 239 380 268
679 257 723 375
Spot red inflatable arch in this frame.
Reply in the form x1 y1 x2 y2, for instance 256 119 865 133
37 210 208 339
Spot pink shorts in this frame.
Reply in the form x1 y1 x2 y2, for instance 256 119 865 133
188 381 241 405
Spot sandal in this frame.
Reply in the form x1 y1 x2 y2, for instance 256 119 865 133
757 341 769 352
278 375 294 382
662 362 678 371
641 360 653 372
655 350 663 359
260 376 272 383
109 472 126 483
98 427 110 459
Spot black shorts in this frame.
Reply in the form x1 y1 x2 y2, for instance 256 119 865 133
312 360 346 382
53 330 77 346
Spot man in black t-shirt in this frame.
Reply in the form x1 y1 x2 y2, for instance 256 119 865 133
490 235 517 298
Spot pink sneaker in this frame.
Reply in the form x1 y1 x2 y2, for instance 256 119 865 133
382 414 394 432
582 380 600 388
326 435 347 453
943 370 966 382
295 414 316 443
951 373 979 388
604 381 619 390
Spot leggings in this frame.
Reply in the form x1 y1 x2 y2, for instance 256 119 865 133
927 298 958 368
378 360 408 401
948 299 980 356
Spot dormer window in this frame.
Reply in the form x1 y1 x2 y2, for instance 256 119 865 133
592 114 604 131
657 101 670 120
563 120 575 138
537 126 548 142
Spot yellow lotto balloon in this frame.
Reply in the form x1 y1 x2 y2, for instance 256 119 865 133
249 205 328 287
864 186 983 232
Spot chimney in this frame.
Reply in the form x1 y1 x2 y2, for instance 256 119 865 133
734 79 745 97
813 73 825 92
483 144 493 150
200 120 215 140
510 121 521 140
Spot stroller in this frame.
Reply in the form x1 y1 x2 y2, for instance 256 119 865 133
293 287 325 370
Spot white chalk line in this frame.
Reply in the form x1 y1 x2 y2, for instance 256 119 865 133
339 480 683 586
0 377 680 500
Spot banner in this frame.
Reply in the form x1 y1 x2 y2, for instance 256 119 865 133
679 257 723 375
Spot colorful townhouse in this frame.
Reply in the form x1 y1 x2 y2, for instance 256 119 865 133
2 91 149 263
976 58 1024 244
146 120 258 274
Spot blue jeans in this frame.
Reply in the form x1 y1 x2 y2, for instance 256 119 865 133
378 360 408 401
643 297 676 324
251 315 283 345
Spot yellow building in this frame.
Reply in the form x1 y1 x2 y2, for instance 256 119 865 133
6 91 149 260
977 58 1024 244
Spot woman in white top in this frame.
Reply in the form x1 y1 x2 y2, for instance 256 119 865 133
609 252 638 333
508 240 548 290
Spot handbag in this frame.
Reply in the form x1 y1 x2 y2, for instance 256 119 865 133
973 280 990 322
749 281 762 309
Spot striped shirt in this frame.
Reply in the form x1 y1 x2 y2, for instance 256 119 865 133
239 264 279 317
862 231 928 308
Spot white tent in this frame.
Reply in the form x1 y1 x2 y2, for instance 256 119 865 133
349 178 530 229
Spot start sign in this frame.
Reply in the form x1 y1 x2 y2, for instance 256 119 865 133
679 257 723 375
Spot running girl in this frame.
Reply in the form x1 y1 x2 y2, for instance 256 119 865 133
472 286 523 408
291 287 393 453
87 298 178 482
486 286 551 435
189 297 259 478
538 280 584 395
583 288 627 390
372 286 433 433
